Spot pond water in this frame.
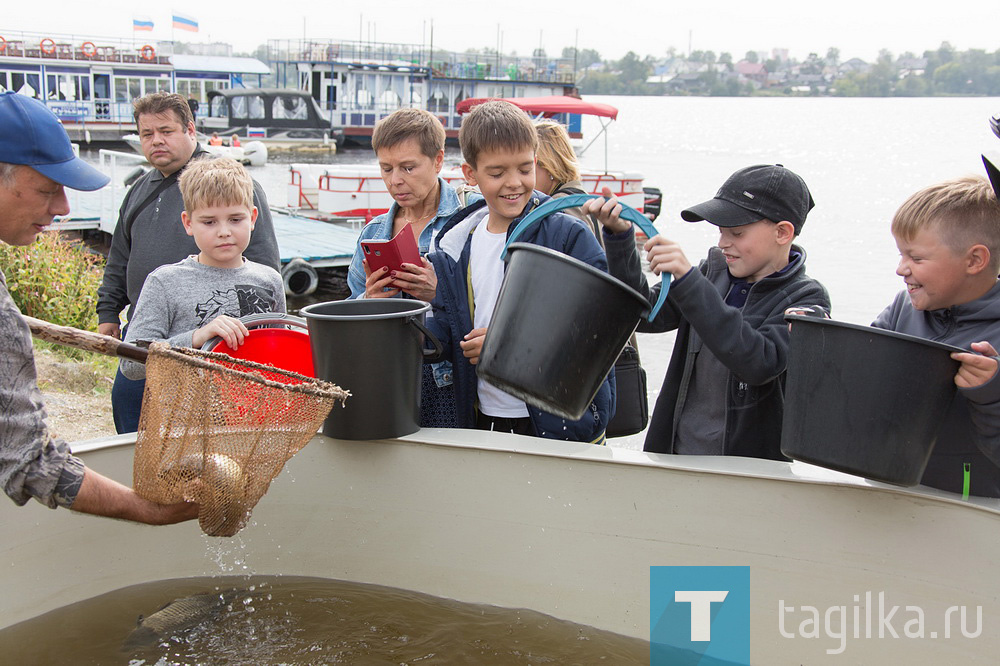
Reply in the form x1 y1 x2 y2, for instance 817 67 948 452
0 575 648 665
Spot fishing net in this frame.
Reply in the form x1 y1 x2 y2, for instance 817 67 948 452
132 342 349 537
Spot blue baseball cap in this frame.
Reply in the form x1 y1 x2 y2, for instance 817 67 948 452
0 92 109 191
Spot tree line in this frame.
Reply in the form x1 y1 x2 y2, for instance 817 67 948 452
562 43 1000 97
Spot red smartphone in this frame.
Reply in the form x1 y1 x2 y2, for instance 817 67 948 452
361 224 422 275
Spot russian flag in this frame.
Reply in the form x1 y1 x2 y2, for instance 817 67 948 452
133 16 154 31
172 12 199 32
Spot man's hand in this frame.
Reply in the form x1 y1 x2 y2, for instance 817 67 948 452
460 327 488 365
644 236 692 280
582 186 632 234
71 468 200 525
953 341 1000 389
98 322 121 339
191 315 249 350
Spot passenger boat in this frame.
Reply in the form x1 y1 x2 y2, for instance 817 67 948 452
0 29 272 143
0 30 586 149
1 429 997 662
268 37 582 147
196 88 345 149
285 97 662 223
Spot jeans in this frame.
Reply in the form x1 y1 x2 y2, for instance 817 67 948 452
111 367 144 434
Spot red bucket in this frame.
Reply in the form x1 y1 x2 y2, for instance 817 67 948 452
203 314 314 378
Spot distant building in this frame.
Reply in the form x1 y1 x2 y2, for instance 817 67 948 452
896 57 928 77
839 58 871 75
735 61 768 85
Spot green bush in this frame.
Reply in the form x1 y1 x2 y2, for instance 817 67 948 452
0 232 104 332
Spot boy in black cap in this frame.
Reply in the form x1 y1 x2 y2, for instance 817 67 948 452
585 165 830 459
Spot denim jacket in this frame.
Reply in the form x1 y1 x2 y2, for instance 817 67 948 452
347 179 470 388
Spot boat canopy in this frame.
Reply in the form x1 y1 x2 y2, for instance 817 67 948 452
169 54 271 75
455 96 618 120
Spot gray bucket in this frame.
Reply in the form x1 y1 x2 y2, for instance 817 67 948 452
301 299 442 440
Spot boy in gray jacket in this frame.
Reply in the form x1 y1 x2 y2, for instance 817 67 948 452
121 157 285 380
873 175 1000 497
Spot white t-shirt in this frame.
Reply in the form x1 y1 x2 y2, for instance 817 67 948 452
470 216 528 418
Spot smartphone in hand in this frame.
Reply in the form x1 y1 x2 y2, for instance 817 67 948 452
361 224 421 274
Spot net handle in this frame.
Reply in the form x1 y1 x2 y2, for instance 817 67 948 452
23 316 148 363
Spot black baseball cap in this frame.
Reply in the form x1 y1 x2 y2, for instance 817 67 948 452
680 164 814 233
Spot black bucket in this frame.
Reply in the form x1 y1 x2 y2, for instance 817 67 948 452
301 299 442 440
477 243 650 420
781 314 962 486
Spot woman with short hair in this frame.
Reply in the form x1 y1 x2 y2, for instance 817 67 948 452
346 108 468 427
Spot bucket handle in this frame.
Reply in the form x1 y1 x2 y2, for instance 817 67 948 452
501 194 669 322
201 312 308 351
408 313 445 363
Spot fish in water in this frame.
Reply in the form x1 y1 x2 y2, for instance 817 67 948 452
121 588 243 651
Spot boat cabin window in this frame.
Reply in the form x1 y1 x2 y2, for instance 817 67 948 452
428 89 448 113
3 72 40 97
232 95 265 120
144 78 170 95
273 96 308 120
210 95 228 119
114 77 141 103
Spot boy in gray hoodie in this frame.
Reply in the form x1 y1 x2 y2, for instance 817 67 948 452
873 175 1000 497
121 157 284 381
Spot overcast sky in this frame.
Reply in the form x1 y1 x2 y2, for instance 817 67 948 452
4 1 998 63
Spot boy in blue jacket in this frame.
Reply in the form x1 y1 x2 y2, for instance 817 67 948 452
426 100 613 444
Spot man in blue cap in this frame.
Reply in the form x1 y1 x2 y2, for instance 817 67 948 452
0 91 198 525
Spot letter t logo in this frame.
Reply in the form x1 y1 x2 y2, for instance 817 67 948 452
674 590 729 641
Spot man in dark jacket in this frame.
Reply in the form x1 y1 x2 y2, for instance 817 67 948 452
96 92 279 433
586 165 831 459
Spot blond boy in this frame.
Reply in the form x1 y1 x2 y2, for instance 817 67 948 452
873 175 1000 497
424 100 613 443
120 157 285 380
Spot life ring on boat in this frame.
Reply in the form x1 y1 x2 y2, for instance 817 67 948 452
140 44 155 61
0 37 7 54
40 38 56 55
81 41 97 58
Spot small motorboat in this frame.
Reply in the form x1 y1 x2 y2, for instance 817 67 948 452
199 88 345 150
284 97 661 223
121 134 269 167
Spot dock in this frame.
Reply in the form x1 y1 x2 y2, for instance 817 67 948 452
55 148 362 276
55 205 360 274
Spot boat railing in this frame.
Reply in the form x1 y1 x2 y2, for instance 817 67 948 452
267 37 577 86
0 29 173 65
40 98 135 125
96 149 148 234
268 38 429 68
